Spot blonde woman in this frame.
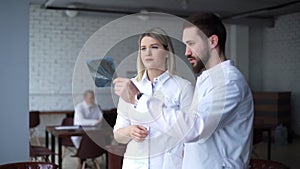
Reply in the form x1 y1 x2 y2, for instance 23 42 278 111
113 28 194 169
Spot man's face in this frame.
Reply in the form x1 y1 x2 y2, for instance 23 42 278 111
182 26 210 74
84 93 95 106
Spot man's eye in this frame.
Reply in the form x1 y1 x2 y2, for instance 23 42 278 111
188 42 194 46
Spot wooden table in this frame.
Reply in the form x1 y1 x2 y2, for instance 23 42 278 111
45 125 112 169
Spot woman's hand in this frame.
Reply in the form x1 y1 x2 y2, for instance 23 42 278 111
113 77 140 104
129 125 149 142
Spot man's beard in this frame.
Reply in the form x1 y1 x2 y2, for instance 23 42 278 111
189 50 210 74
192 60 204 74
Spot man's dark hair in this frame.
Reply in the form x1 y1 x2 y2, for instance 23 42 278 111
184 13 227 54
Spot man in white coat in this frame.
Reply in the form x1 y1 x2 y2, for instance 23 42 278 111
71 90 103 148
113 13 253 169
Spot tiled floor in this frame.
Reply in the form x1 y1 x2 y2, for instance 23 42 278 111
35 136 300 169
254 136 300 169
62 148 106 169
32 138 107 169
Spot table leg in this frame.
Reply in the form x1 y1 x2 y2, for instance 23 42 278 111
267 129 271 160
58 137 62 169
45 130 49 148
51 134 55 163
105 151 108 169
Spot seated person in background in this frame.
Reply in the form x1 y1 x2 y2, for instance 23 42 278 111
71 90 103 148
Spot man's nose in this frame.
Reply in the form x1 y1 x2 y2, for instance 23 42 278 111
185 46 192 56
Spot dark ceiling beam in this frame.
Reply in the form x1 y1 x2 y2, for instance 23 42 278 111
42 4 275 27
43 5 137 15
42 0 192 17
222 0 300 19
223 17 274 27
42 0 299 27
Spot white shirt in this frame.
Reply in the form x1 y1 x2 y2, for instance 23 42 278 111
71 101 103 148
114 71 194 169
73 101 103 126
137 61 254 169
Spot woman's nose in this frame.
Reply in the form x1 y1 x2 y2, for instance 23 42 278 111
146 48 151 56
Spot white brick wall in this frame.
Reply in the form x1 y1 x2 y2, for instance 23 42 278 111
30 5 196 112
29 5 196 135
32 4 300 136
29 5 134 135
30 5 117 111
250 12 300 135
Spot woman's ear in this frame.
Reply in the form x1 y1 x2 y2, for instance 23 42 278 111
209 35 219 49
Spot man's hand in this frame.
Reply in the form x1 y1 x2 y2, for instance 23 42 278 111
113 77 140 104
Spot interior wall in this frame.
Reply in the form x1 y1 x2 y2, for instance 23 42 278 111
30 5 194 111
249 12 300 135
0 0 29 164
29 5 117 111
29 5 197 136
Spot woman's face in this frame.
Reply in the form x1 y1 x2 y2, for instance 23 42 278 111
140 36 168 71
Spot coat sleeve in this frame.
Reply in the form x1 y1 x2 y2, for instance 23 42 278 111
113 98 131 133
135 80 243 143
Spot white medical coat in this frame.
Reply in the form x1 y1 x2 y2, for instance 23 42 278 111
71 101 103 148
138 61 254 169
114 71 194 169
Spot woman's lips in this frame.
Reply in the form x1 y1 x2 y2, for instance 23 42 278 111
145 58 153 61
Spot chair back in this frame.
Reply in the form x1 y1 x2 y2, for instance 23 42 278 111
30 145 54 158
29 111 40 128
253 129 264 145
249 159 289 169
0 162 58 169
106 145 126 169
61 117 74 126
103 109 117 128
75 134 106 159
60 117 75 147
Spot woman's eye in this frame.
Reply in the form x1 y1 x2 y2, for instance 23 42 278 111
140 47 146 51
151 46 159 49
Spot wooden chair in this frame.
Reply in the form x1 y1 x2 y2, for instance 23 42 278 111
0 162 58 169
30 144 55 162
29 111 41 145
103 108 117 128
60 117 75 158
74 134 107 169
106 145 126 169
252 128 264 158
249 159 290 169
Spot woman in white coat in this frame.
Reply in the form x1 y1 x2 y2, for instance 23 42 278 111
113 28 194 169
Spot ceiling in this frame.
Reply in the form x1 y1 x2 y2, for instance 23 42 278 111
30 0 300 26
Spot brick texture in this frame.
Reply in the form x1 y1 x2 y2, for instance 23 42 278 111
250 12 300 135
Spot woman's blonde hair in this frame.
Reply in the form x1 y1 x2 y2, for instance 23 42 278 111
136 27 176 81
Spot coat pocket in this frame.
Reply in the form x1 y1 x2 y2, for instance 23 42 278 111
222 158 246 169
162 151 183 169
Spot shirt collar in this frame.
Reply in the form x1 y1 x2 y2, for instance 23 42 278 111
141 70 170 84
83 101 94 108
199 60 232 80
